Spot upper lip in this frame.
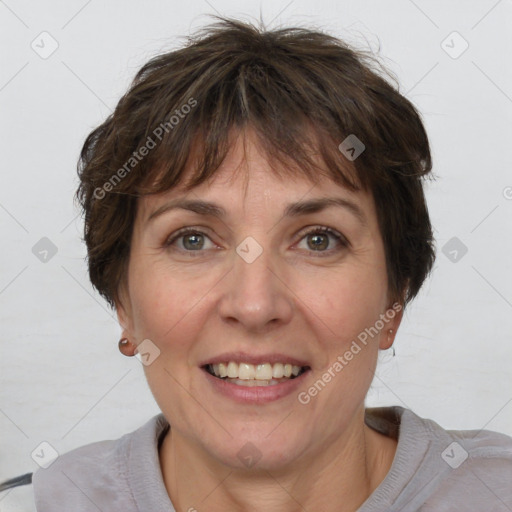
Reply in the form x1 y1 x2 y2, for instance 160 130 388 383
200 351 310 368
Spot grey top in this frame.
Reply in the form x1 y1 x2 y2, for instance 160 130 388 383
32 406 512 511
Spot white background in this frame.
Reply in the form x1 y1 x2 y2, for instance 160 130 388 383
1 0 511 510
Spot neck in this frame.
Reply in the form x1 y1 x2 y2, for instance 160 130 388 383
159 406 397 512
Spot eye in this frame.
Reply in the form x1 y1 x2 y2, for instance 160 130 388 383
295 226 349 255
163 225 349 256
164 227 216 253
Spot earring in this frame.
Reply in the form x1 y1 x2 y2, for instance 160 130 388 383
118 337 137 357
387 329 396 357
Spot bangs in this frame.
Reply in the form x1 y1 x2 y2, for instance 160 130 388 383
127 59 365 198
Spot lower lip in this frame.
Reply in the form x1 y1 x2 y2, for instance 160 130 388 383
202 368 310 404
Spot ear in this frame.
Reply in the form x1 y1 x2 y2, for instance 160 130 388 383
115 292 135 340
379 302 404 350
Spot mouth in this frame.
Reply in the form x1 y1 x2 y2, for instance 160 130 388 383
202 361 311 387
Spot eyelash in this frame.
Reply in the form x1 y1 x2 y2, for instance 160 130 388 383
163 226 349 257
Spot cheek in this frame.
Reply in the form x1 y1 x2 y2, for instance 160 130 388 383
303 262 387 344
127 259 224 364
127 262 197 341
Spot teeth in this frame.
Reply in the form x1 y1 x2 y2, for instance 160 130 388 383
239 363 254 380
255 363 273 380
272 363 284 378
218 363 227 378
229 379 281 387
227 361 238 378
208 362 304 380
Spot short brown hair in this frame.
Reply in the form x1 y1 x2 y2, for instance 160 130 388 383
76 16 435 310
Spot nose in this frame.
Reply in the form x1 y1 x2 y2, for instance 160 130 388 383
217 241 294 333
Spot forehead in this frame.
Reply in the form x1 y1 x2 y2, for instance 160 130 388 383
137 128 375 225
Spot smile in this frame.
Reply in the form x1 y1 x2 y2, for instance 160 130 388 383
205 361 309 386
201 359 311 403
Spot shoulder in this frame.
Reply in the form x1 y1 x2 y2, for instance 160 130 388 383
426 425 512 510
32 438 132 512
364 407 512 511
420 409 512 476
32 414 169 512
402 407 512 510
381 405 512 462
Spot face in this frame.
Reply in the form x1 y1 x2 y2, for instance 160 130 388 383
117 130 403 471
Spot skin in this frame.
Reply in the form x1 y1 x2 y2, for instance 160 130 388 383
117 128 404 512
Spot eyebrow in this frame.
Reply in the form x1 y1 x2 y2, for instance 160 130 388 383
146 196 367 226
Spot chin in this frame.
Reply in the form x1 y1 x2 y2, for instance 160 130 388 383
203 428 307 472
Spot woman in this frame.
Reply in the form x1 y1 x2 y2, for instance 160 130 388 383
4 16 511 511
